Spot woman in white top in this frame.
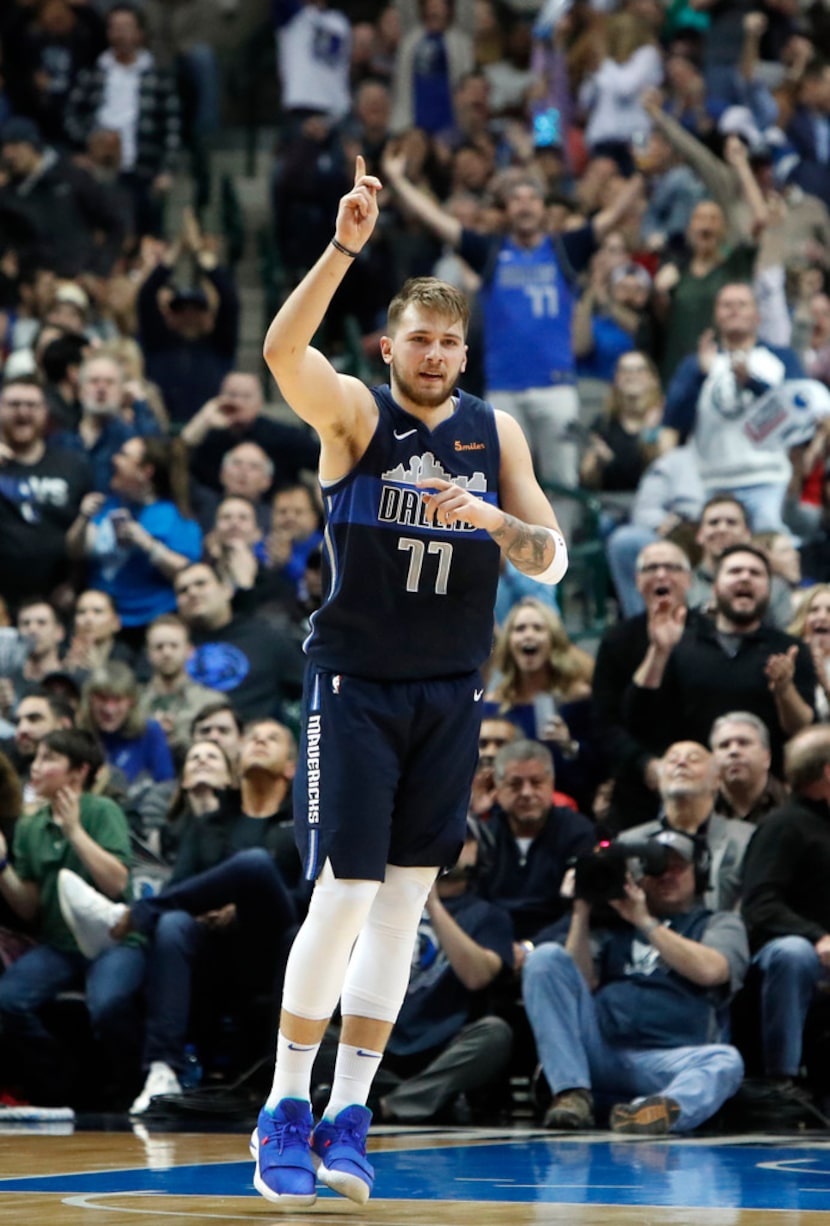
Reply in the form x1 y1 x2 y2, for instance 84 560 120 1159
579 12 663 170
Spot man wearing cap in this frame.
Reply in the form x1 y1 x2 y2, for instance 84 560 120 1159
523 828 748 1134
0 115 124 276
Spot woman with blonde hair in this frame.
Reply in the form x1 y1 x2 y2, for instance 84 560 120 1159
579 352 663 529
789 585 830 720
578 12 663 173
486 597 602 809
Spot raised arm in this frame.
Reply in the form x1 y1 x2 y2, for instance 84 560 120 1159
381 147 462 248
262 156 382 442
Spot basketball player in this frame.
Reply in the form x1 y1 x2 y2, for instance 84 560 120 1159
250 156 568 1208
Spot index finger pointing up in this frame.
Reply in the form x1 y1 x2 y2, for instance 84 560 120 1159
354 154 366 184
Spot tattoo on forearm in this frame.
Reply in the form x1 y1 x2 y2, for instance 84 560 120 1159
490 514 552 574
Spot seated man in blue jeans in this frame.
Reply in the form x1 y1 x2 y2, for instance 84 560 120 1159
58 719 303 1114
0 729 145 1106
741 724 830 1101
524 829 748 1133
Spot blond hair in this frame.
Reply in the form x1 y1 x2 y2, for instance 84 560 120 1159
788 583 830 638
491 597 594 709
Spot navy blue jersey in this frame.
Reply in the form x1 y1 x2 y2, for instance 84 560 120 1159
305 386 502 680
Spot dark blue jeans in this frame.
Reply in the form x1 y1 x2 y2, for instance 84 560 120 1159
0 941 146 1100
135 848 296 1070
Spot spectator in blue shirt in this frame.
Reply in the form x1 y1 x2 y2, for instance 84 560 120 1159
78 661 174 785
66 436 202 635
51 353 162 492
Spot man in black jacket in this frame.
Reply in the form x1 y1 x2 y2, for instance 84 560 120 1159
623 545 815 776
591 538 694 832
0 116 124 277
741 724 830 1091
476 739 595 969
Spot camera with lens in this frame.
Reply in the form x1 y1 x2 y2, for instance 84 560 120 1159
573 840 673 906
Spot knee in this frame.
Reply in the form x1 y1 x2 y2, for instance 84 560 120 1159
760 935 820 976
88 990 134 1033
372 865 435 926
523 941 571 989
229 847 275 881
479 1016 513 1065
307 869 380 935
154 909 198 950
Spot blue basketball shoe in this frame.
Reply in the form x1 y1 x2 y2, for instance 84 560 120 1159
311 1104 375 1204
250 1099 317 1206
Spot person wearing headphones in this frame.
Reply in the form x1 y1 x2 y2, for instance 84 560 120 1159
618 738 754 912
523 826 749 1135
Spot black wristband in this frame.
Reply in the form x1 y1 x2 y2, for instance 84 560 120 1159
331 237 359 258
0 857 8 875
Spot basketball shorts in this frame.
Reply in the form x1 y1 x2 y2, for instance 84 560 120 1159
294 665 485 881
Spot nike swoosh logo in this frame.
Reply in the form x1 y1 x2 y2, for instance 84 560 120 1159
474 689 484 701
287 1043 317 1051
356 1049 381 1059
394 429 417 440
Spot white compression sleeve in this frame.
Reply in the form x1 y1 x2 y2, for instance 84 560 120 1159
281 862 381 1021
340 864 437 1023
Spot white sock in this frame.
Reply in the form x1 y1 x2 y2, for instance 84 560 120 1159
324 1043 382 1120
265 1030 321 1111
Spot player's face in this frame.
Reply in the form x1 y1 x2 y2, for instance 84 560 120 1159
382 305 467 411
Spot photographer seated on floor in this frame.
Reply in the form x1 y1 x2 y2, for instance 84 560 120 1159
523 831 749 1134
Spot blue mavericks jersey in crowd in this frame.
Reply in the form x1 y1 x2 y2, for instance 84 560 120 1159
305 386 502 680
482 236 576 391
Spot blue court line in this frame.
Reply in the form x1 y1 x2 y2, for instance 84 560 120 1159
2 1139 830 1210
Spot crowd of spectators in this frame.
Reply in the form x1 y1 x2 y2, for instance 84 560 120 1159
2 0 830 1133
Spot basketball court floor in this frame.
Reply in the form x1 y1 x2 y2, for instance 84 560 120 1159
2 1119 830 1224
